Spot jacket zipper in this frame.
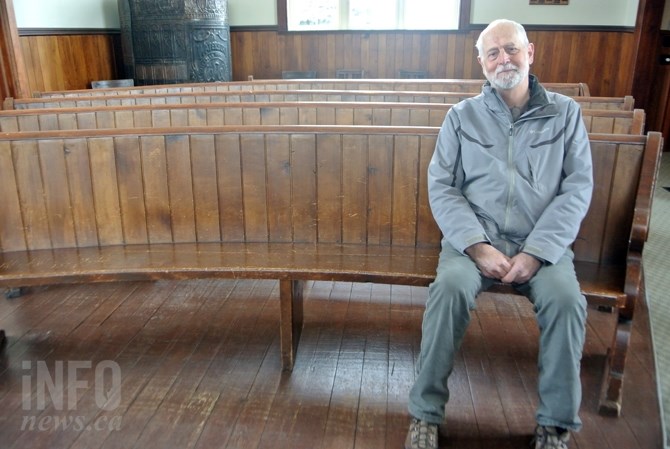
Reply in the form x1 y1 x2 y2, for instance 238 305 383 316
503 123 515 256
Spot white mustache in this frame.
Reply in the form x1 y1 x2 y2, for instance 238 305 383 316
495 64 518 75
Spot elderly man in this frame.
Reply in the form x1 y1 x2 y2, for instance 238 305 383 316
404 19 593 449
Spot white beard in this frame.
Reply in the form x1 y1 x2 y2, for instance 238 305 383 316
486 63 528 90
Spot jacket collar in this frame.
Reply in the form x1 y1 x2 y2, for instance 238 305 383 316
482 74 559 118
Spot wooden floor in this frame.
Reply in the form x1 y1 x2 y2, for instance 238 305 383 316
0 279 662 449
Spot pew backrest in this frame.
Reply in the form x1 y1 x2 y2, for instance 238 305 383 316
0 125 442 253
4 90 635 111
32 79 591 98
0 126 660 272
0 102 645 134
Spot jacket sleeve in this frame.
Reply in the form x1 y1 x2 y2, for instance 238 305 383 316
427 110 490 254
521 101 594 264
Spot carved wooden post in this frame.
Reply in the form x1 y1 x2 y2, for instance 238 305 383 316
117 0 232 85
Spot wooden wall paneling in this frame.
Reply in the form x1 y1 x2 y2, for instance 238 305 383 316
15 29 642 98
20 33 120 94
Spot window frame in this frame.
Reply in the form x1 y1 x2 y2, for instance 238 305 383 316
277 0 472 32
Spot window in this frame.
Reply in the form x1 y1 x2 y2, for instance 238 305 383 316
285 0 462 31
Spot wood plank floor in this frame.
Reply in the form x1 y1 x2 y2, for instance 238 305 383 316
0 279 662 449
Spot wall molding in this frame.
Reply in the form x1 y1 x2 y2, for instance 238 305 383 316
18 23 634 37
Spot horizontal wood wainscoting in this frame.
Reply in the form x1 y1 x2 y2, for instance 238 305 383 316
0 101 647 134
0 125 663 416
31 79 590 98
3 90 637 111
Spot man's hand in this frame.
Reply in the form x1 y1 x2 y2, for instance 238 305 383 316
465 243 512 280
500 252 542 284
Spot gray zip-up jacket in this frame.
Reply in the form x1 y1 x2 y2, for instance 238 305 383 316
427 75 593 265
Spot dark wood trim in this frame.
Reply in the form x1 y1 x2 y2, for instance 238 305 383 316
230 25 279 32
18 26 283 36
468 24 636 32
631 0 665 113
459 0 471 29
17 24 636 37
276 0 288 32
18 27 120 36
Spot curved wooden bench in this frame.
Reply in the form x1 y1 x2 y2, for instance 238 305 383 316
0 101 645 134
0 125 662 417
32 79 591 98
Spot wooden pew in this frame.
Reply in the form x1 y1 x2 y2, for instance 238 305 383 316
4 90 635 111
0 125 662 417
0 101 646 134
32 78 591 97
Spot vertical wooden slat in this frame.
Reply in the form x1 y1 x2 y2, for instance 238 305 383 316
265 134 293 242
390 108 410 126
115 110 134 128
334 108 354 125
367 134 393 245
280 106 298 125
600 144 643 264
352 108 372 126
391 135 419 246
17 115 38 131
573 142 616 263
114 136 149 245
216 133 245 242
372 108 391 126
88 137 124 245
187 107 207 126
140 135 173 244
290 134 318 243
341 134 368 244
190 134 221 242
316 134 342 243
165 134 196 243
37 139 77 248
243 107 263 125
258 106 277 125
133 110 151 127
63 138 99 247
96 110 115 128
591 117 614 134
12 139 51 250
0 116 18 132
223 108 243 125
0 141 27 252
36 113 58 131
240 133 269 242
153 109 172 127
57 112 77 130
206 107 224 126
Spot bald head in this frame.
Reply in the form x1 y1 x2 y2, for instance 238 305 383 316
475 19 529 57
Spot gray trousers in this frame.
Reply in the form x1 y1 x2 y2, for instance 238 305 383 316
408 244 586 431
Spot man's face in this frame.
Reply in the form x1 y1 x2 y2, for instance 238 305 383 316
478 24 534 90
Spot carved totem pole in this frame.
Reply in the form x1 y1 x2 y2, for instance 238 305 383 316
118 0 232 85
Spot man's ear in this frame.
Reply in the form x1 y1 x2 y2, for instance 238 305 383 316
527 42 535 65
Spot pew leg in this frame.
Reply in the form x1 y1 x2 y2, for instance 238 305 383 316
598 296 635 416
279 279 305 371
0 329 5 349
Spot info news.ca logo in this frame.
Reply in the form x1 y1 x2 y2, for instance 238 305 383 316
21 360 123 432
